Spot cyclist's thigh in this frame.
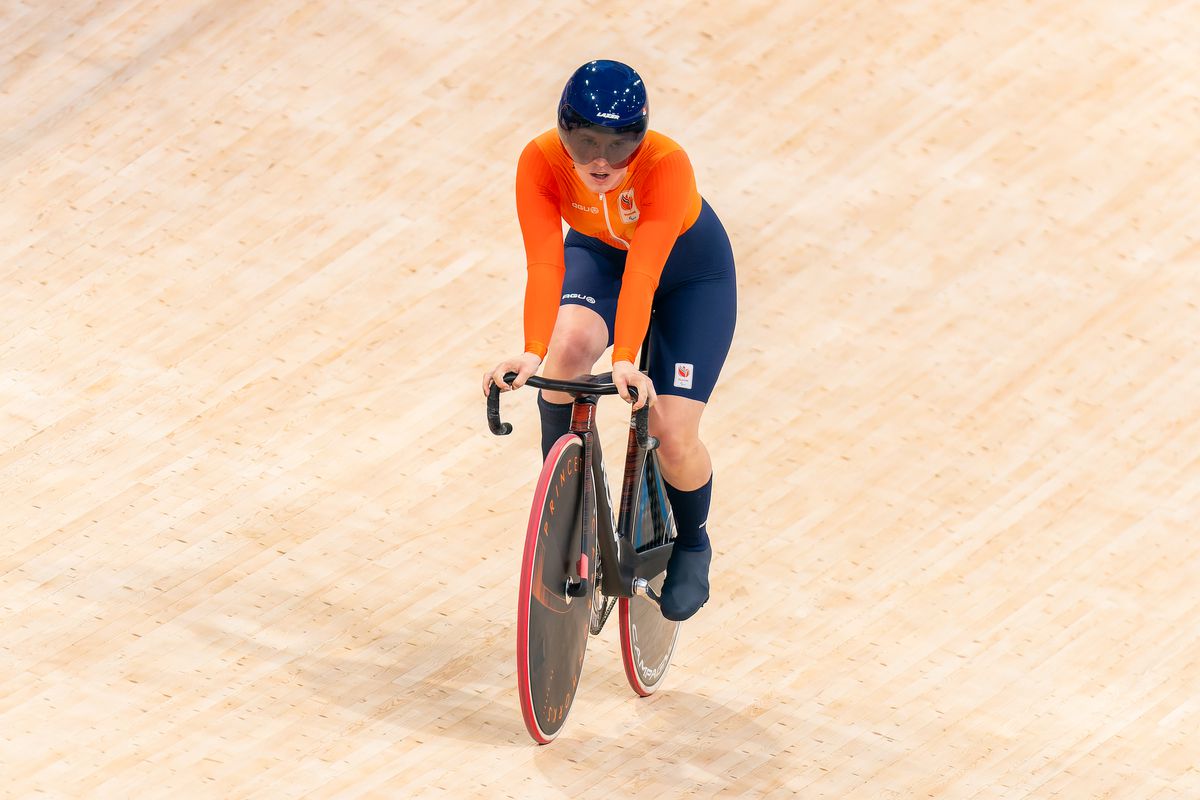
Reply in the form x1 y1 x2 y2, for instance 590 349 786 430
650 202 737 402
562 229 625 348
649 395 705 439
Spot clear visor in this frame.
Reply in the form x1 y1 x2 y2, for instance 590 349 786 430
558 125 644 168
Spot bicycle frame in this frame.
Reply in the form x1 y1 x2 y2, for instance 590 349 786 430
488 373 675 600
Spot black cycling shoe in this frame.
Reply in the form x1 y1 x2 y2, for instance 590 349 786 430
659 543 711 621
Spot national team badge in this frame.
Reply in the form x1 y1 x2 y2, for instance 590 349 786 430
674 363 693 390
618 189 639 223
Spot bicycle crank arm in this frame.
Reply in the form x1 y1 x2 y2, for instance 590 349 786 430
632 578 662 607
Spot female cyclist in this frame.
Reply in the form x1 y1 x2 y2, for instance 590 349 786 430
483 60 737 622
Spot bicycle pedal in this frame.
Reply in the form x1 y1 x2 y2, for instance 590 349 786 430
566 578 588 598
632 577 662 606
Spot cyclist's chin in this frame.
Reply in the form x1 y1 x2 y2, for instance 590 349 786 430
574 163 626 193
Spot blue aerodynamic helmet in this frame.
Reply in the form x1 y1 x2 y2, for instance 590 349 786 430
557 60 649 168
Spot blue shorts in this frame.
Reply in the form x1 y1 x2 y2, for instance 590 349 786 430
561 199 737 403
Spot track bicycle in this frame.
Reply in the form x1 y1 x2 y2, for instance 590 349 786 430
487 370 680 744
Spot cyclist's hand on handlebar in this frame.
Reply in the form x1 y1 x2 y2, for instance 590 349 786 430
483 352 542 396
612 360 655 411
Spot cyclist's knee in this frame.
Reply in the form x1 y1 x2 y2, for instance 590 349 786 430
653 422 702 466
546 314 606 373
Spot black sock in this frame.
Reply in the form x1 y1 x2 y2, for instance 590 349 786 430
664 475 712 552
537 392 574 461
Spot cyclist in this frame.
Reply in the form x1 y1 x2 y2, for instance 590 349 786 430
483 59 737 621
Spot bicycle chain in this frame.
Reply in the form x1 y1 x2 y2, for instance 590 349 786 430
589 552 612 634
590 596 616 635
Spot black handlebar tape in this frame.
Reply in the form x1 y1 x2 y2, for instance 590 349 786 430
486 382 512 435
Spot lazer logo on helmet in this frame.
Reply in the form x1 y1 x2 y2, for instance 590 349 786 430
557 60 649 169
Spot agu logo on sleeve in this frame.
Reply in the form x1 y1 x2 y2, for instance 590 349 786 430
673 363 693 390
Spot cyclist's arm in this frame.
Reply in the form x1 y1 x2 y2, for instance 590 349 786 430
516 141 565 361
611 149 696 364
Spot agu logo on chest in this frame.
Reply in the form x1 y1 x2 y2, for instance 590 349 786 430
618 189 639 223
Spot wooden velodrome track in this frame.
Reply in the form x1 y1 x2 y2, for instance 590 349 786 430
2 1 1197 797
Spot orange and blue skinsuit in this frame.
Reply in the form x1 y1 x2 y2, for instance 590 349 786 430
517 129 706 362
518 124 736 621
517 128 736 405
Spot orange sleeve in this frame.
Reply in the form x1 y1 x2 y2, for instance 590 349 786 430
611 149 696 364
515 141 564 360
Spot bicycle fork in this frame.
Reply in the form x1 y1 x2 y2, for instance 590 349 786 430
565 398 599 599
565 431 592 599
